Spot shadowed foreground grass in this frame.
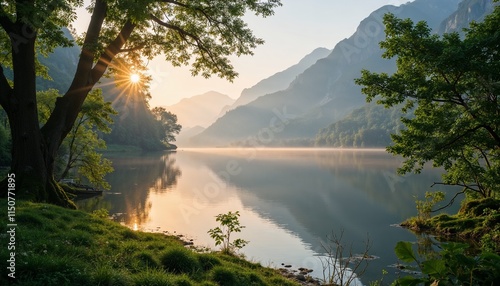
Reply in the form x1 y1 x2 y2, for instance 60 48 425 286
0 199 298 286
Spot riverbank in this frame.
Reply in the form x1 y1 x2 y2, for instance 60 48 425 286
401 197 500 252
0 199 301 285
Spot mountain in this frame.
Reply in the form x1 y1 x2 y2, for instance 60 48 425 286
163 91 235 129
2 28 80 93
37 28 80 92
175 125 206 147
438 0 495 33
191 0 461 147
314 0 496 149
230 47 331 109
314 102 407 148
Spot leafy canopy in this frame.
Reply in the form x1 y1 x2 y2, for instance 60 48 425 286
355 5 500 199
78 0 281 80
1 0 282 101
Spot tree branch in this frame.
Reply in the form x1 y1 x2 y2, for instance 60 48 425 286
0 7 14 33
90 19 136 83
149 14 222 73
119 44 145 53
436 124 486 150
430 188 466 213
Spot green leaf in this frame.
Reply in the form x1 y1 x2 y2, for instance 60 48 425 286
395 241 418 263
421 259 446 276
391 276 426 286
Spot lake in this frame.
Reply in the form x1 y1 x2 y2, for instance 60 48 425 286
78 148 460 285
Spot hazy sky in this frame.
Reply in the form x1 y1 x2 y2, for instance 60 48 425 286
74 1 411 107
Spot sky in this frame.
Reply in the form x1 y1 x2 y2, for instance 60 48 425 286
73 0 411 107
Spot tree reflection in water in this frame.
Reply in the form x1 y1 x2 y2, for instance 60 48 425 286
76 152 182 228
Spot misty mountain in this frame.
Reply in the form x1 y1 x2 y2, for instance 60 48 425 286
229 47 331 110
175 125 206 147
2 28 80 93
315 0 495 149
438 0 495 33
163 91 234 129
191 0 461 147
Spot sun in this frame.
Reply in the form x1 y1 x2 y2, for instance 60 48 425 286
130 73 141 83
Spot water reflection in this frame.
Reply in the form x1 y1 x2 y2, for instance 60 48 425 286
79 148 460 284
78 152 181 226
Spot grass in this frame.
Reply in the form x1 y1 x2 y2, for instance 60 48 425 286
401 197 500 252
0 199 299 286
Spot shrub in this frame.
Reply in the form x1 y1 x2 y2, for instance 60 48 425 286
207 211 249 254
393 241 500 285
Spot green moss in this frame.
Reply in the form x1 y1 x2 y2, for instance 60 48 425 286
403 198 500 252
0 199 299 285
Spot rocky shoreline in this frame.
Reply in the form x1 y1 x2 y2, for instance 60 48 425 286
277 264 321 285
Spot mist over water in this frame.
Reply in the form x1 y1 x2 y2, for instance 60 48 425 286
79 148 461 284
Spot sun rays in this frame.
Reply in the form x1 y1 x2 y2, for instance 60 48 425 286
130 73 141 84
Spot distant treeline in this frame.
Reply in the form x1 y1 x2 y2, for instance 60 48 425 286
315 102 408 148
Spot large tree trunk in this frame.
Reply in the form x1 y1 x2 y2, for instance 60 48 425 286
0 27 75 208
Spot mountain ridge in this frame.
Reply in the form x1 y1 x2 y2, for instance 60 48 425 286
190 0 461 147
230 47 331 110
163 91 235 129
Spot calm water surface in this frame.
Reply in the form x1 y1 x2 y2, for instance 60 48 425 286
79 148 460 284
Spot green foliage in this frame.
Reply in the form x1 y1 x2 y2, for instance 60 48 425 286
393 241 500 285
356 5 500 199
101 85 174 151
414 191 445 222
151 107 182 145
92 208 110 219
37 88 116 189
208 211 249 255
315 102 407 148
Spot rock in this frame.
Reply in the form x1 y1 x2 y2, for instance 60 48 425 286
284 264 292 268
296 274 306 281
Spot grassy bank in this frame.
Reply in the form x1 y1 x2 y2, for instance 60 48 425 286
0 199 299 286
401 198 500 252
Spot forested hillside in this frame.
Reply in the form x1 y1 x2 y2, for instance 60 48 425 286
100 82 180 151
315 103 406 147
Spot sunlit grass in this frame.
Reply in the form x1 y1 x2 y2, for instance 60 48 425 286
0 199 299 285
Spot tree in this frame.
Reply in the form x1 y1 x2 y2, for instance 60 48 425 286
152 107 181 146
0 0 281 207
355 4 500 199
38 89 116 190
